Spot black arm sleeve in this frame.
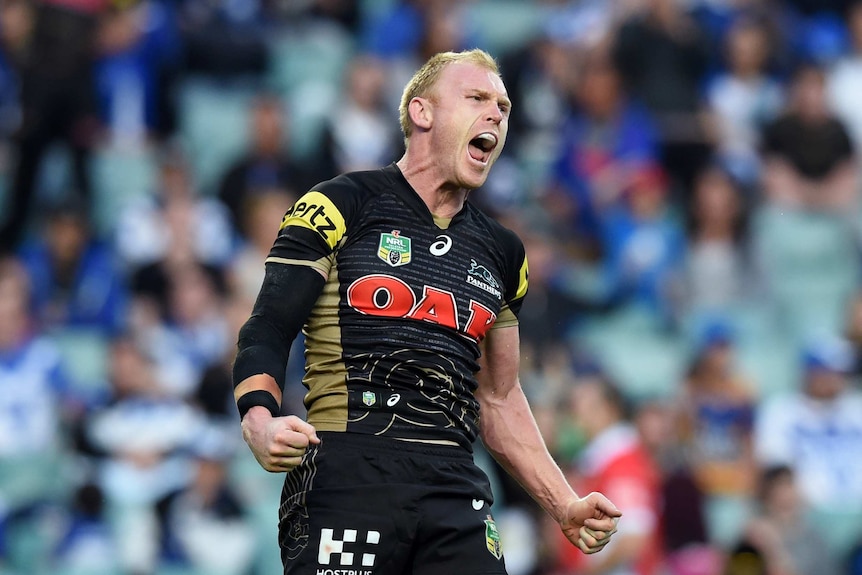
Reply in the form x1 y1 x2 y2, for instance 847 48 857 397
232 263 326 393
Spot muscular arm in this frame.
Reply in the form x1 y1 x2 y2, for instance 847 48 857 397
233 263 326 412
233 263 326 471
474 325 621 553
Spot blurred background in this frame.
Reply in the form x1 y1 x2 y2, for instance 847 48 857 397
1 0 862 574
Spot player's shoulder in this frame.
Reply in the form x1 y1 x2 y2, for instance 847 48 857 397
311 166 395 201
466 203 524 254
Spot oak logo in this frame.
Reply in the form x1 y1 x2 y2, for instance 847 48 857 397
346 274 497 341
318 528 380 568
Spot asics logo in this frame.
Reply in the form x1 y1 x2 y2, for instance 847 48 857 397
429 235 452 256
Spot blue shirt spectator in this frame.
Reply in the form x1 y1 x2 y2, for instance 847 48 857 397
600 166 685 322
550 51 659 246
19 201 128 336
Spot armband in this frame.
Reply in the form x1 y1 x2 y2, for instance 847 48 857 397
237 390 280 420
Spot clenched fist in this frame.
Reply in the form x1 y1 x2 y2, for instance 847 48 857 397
560 492 622 554
241 406 321 472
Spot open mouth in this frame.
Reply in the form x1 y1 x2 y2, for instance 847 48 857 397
468 132 498 164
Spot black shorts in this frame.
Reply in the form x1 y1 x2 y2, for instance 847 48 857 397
278 432 508 575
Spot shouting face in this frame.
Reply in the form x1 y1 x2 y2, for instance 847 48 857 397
424 62 510 190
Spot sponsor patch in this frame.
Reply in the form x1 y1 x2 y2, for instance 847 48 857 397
280 191 346 249
378 231 412 267
317 528 379 573
484 515 503 560
362 391 377 407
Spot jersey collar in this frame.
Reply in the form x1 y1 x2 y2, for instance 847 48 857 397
383 163 472 228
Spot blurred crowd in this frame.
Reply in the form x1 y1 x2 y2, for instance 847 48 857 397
1 0 862 574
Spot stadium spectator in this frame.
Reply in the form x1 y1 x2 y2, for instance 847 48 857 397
754 334 862 512
676 321 757 498
178 0 268 78
760 62 858 211
545 47 660 256
636 399 721 575
613 0 713 195
0 258 70 568
51 482 119 572
683 165 753 318
136 262 230 398
547 374 664 575
227 189 295 304
1 0 104 252
155 424 255 575
364 0 473 112
116 144 235 272
498 35 573 160
707 16 783 186
18 197 128 336
218 94 318 233
320 55 401 175
600 163 686 324
93 0 182 145
86 335 205 574
735 465 840 575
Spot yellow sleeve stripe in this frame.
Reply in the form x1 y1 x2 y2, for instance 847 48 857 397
279 191 347 250
265 256 332 276
515 254 529 300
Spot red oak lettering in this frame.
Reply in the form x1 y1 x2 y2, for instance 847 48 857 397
464 300 496 341
346 275 498 341
410 286 459 329
347 275 415 317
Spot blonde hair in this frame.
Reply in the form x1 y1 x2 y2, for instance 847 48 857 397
398 49 500 146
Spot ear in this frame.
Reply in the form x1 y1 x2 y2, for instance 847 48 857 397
408 97 432 131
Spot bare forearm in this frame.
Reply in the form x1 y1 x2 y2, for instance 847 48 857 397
479 382 576 523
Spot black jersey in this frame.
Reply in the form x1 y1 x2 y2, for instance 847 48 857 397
267 164 528 449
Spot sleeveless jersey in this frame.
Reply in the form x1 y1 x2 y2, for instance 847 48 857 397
267 164 529 449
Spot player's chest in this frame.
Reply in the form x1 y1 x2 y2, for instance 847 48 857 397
335 213 506 340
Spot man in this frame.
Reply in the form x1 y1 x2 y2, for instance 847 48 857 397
755 334 862 513
551 374 663 575
233 49 621 574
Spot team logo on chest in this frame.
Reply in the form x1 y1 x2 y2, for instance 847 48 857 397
378 230 412 267
466 259 502 299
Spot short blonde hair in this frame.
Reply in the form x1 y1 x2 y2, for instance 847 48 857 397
399 49 500 146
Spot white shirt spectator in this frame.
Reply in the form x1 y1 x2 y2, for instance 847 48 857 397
755 389 862 511
0 337 65 455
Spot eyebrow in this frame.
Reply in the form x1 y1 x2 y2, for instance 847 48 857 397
469 88 512 110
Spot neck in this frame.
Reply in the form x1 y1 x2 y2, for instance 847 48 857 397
396 151 468 220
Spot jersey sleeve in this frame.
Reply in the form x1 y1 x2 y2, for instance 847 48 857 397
492 228 529 330
266 178 359 275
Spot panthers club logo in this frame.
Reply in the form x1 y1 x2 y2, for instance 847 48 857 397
378 230 412 267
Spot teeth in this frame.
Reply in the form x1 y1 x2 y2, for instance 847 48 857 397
473 133 497 152
477 133 497 145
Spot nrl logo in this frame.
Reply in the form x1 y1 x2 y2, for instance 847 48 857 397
484 515 503 560
378 230 412 267
362 391 377 407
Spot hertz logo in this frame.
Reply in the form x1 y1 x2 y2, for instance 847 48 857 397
280 191 347 249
